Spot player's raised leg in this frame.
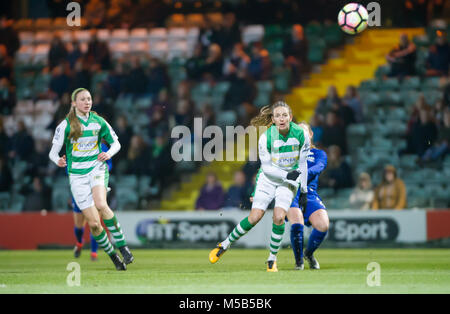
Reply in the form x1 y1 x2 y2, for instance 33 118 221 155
92 185 134 264
209 208 264 264
304 209 329 270
82 205 126 271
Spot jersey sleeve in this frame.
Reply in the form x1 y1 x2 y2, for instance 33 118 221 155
298 129 310 194
100 118 119 145
49 120 67 165
308 149 327 178
258 133 288 181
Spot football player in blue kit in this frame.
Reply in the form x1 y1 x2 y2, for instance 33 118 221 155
287 123 329 270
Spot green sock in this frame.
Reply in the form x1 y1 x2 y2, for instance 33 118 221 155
93 229 116 256
103 215 127 248
269 223 285 257
223 217 254 249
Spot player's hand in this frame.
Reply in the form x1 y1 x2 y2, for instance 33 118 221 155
57 155 67 167
299 192 307 214
286 170 300 181
249 197 253 203
97 152 111 162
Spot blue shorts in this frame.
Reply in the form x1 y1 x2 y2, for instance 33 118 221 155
72 196 82 213
290 192 326 226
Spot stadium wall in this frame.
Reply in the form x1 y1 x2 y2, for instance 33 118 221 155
1 209 449 250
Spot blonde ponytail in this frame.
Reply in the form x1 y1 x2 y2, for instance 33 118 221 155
66 106 83 142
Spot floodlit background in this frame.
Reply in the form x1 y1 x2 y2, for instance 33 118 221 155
0 0 449 251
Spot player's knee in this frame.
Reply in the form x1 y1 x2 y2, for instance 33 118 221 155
87 220 101 233
316 219 329 232
94 200 109 211
273 213 285 225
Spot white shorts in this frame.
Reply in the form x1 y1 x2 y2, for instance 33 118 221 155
252 172 298 212
69 163 109 210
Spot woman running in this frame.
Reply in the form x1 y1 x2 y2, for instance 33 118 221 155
49 87 133 271
209 101 310 272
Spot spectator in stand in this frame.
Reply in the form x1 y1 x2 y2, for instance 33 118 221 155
223 42 251 78
92 90 113 122
321 111 347 154
201 43 223 80
349 172 374 210
146 57 169 97
248 43 272 81
8 120 35 162
85 29 111 70
282 24 309 85
372 165 407 210
199 103 216 128
186 44 206 81
343 85 364 123
149 132 173 192
70 59 91 92
216 12 241 55
125 135 151 175
319 145 353 190
0 44 13 81
421 108 450 162
223 170 247 209
114 115 133 162
331 100 355 128
48 34 68 70
106 61 126 99
425 31 450 77
386 33 416 77
0 117 10 158
310 113 324 145
85 0 106 28
148 104 169 142
22 177 51 212
223 68 256 111
316 85 341 117
0 16 19 58
0 157 12 192
124 56 148 96
49 64 72 99
407 105 438 157
0 77 15 115
172 99 195 131
67 40 83 70
195 172 225 210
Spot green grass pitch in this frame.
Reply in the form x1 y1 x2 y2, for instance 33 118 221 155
0 248 449 293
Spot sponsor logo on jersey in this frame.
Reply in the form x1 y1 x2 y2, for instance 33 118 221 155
73 141 98 152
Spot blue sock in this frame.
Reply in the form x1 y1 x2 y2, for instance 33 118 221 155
74 227 84 244
306 228 327 256
290 224 304 263
90 233 98 253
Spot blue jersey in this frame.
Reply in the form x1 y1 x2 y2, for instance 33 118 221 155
291 148 327 224
305 148 327 195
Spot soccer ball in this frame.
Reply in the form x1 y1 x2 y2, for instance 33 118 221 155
338 3 368 35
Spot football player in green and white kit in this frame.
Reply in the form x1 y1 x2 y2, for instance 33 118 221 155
209 101 310 272
49 88 133 271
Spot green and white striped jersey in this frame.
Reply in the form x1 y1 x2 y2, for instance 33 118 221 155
52 112 118 175
258 121 310 192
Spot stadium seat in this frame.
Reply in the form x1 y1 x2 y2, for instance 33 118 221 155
130 28 149 42
73 30 91 43
400 76 420 90
116 187 139 210
186 14 204 27
19 32 34 46
217 111 237 130
0 192 11 211
52 187 71 212
379 77 400 91
242 25 264 45
273 67 291 93
149 28 168 44
149 41 168 60
9 194 25 212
